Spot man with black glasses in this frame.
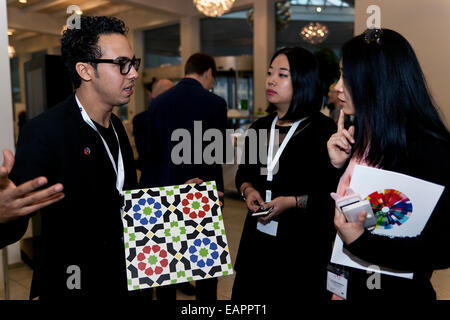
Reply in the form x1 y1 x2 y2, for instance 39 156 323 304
5 16 146 300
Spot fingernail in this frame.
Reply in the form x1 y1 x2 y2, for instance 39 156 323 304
54 185 63 192
38 179 46 186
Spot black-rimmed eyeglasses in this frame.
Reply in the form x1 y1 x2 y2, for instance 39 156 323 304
83 57 141 75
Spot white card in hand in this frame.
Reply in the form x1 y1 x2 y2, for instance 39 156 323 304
256 220 278 236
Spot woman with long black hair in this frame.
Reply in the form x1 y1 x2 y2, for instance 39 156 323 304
328 28 450 300
232 47 339 300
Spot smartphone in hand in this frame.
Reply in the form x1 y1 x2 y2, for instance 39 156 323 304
252 205 273 217
341 200 377 228
336 194 377 229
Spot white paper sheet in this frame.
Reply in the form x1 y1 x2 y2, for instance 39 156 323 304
350 165 444 238
331 234 414 279
331 165 445 279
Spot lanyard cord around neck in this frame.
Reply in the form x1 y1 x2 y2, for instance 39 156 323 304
265 115 302 202
75 95 125 195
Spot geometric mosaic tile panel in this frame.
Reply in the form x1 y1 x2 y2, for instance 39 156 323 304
122 181 233 290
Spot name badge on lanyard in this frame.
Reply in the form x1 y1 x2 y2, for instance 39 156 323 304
257 115 302 236
75 95 125 195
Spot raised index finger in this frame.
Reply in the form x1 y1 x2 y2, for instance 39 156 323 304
337 109 345 132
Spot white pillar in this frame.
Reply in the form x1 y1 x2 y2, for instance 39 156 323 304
252 0 276 114
0 4 15 153
1 0 21 288
180 16 201 71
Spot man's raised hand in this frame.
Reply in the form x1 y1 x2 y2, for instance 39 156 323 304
0 149 64 224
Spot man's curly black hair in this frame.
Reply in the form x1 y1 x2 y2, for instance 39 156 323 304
61 16 128 88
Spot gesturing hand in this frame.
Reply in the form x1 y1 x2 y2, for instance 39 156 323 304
0 149 64 224
327 110 355 169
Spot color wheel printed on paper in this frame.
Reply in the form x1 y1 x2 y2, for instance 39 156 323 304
365 189 413 229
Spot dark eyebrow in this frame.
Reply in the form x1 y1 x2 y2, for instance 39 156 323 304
115 55 134 60
268 66 290 72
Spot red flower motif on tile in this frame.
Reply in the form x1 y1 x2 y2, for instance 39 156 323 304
137 245 168 276
181 192 211 219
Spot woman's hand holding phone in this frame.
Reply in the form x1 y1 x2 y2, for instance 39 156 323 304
259 196 296 224
244 187 265 213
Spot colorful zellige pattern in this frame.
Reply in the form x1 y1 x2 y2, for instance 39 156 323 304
122 181 233 290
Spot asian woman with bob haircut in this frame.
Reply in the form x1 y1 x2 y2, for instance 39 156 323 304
232 47 340 300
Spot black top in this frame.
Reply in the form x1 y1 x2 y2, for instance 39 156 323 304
93 121 119 167
232 111 340 300
342 131 450 300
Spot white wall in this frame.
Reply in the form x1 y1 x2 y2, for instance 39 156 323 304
0 4 15 153
354 0 450 126
1 0 22 288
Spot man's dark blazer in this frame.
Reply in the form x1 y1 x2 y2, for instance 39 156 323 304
139 78 228 192
4 93 138 299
